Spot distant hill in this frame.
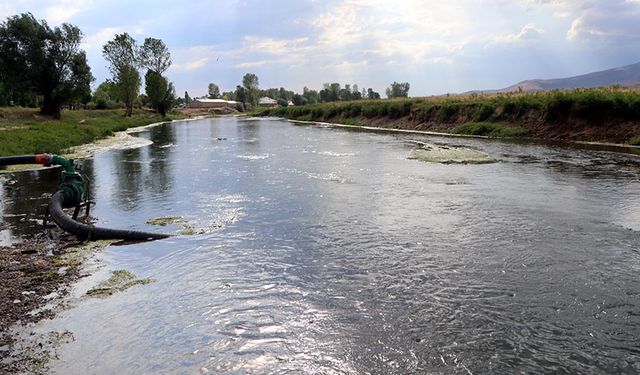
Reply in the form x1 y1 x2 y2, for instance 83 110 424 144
471 61 640 94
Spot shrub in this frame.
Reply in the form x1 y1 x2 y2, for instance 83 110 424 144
473 103 495 122
454 122 528 138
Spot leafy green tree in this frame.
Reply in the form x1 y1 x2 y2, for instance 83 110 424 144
208 83 221 99
302 87 319 104
103 33 140 116
145 69 168 114
234 85 247 104
386 81 410 98
139 37 171 74
367 88 381 99
242 73 259 106
94 81 118 102
292 93 305 106
160 82 176 115
221 91 235 100
0 13 93 118
339 84 352 101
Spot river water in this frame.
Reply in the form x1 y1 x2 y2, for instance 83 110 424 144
4 117 640 374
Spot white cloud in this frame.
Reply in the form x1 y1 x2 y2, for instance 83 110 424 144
525 0 640 42
45 0 92 24
494 23 545 44
186 58 207 70
82 27 119 47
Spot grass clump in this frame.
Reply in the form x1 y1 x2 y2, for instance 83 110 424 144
454 122 528 138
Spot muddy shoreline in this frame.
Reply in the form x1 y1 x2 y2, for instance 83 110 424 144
0 230 82 374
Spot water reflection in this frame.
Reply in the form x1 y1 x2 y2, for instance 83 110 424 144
5 117 639 374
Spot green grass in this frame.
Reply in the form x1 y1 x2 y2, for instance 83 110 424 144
629 136 640 146
454 122 528 138
0 108 185 156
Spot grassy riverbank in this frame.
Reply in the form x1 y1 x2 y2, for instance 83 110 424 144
0 108 187 156
254 88 640 144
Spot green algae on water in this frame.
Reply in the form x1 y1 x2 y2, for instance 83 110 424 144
86 270 155 298
146 216 203 235
146 216 187 226
408 144 497 164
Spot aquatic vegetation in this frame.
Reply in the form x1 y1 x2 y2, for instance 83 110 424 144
408 144 497 164
146 216 187 226
86 270 154 297
146 216 202 235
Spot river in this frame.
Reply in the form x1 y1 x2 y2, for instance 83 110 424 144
4 117 640 374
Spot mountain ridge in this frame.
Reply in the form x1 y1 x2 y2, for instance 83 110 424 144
471 61 640 94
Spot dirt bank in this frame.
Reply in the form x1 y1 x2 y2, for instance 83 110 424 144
255 89 640 144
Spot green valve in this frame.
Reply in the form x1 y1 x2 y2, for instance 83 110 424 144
37 154 84 208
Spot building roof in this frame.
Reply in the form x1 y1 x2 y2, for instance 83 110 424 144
195 98 228 103
259 97 277 105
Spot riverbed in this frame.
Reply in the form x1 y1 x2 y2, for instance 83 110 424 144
4 117 640 374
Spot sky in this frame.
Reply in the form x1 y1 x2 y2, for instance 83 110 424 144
1 0 640 97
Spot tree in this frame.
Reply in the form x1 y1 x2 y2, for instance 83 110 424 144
234 85 246 104
367 88 381 99
292 93 305 106
184 91 192 104
145 69 168 114
352 84 362 100
103 33 140 116
302 87 319 104
0 13 93 118
242 73 259 106
160 82 176 115
339 84 352 101
221 91 235 100
139 37 171 74
208 83 220 99
386 81 410 98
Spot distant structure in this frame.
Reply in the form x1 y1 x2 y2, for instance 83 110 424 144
188 98 238 109
258 97 277 107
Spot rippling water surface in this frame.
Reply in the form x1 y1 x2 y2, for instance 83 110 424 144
7 117 640 374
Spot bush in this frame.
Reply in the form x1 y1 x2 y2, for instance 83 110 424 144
436 104 460 123
454 122 528 138
472 103 495 122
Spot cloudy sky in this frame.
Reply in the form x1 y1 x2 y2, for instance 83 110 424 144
1 0 639 97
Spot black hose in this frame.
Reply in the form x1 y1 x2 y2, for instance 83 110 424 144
0 155 37 166
48 191 170 241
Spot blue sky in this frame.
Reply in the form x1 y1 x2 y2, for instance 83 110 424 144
2 0 640 97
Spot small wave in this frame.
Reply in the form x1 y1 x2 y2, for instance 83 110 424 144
237 154 271 160
305 172 350 184
318 151 356 157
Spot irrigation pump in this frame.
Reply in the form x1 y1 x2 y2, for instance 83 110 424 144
0 154 170 241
